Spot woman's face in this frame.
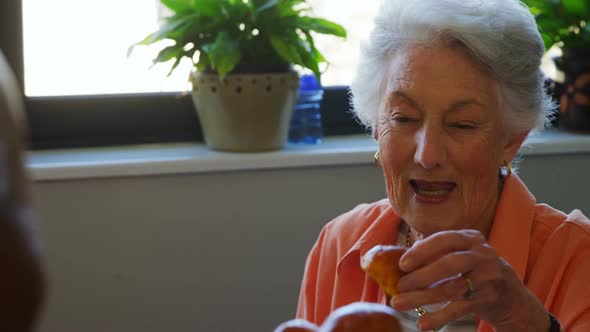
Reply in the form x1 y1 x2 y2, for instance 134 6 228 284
376 45 525 236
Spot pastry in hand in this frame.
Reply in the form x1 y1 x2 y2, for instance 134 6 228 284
361 245 407 296
319 302 403 332
273 318 319 332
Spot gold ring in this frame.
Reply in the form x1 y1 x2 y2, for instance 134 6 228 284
462 274 475 300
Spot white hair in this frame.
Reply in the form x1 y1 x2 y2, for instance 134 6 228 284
350 0 556 136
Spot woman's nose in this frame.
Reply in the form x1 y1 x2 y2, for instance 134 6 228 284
414 126 446 170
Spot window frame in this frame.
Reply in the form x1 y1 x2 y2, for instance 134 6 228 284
1 0 365 150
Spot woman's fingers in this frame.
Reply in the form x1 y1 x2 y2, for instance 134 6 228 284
400 230 485 272
388 229 549 330
397 230 498 294
397 250 479 292
391 275 469 311
390 230 517 329
417 280 507 330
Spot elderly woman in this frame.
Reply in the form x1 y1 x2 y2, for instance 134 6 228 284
0 51 46 331
296 0 590 331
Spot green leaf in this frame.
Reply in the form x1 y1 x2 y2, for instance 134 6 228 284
296 17 347 37
161 0 193 13
276 0 308 17
562 0 590 16
193 0 222 17
537 16 570 35
304 31 325 63
285 0 307 6
521 0 552 10
162 18 200 41
128 18 188 58
221 0 250 19
541 33 555 50
202 32 242 77
127 31 163 58
276 0 307 10
269 33 304 65
296 40 320 78
166 58 182 76
195 52 211 72
144 17 189 43
153 45 183 65
256 0 279 13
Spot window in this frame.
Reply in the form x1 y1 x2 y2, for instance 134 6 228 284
23 0 379 97
22 0 193 97
0 0 375 149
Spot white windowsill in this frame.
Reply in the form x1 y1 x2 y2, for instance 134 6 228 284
27 129 590 181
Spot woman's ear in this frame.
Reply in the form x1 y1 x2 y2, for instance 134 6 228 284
503 130 530 162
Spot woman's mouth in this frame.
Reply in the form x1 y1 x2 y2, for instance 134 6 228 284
410 179 456 203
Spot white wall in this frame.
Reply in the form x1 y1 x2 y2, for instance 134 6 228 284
33 154 589 332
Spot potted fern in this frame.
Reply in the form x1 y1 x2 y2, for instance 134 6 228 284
130 0 346 151
522 0 590 131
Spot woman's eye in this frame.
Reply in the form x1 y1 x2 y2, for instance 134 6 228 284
392 116 415 123
452 123 476 129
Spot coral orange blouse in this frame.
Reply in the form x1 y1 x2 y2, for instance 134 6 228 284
296 174 590 331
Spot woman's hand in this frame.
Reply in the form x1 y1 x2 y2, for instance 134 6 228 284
389 230 551 331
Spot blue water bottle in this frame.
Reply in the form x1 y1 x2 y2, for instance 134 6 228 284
288 74 324 144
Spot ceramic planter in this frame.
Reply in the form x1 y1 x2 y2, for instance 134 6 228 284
191 71 299 152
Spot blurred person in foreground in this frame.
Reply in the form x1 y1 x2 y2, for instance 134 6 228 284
296 0 590 331
0 51 46 331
